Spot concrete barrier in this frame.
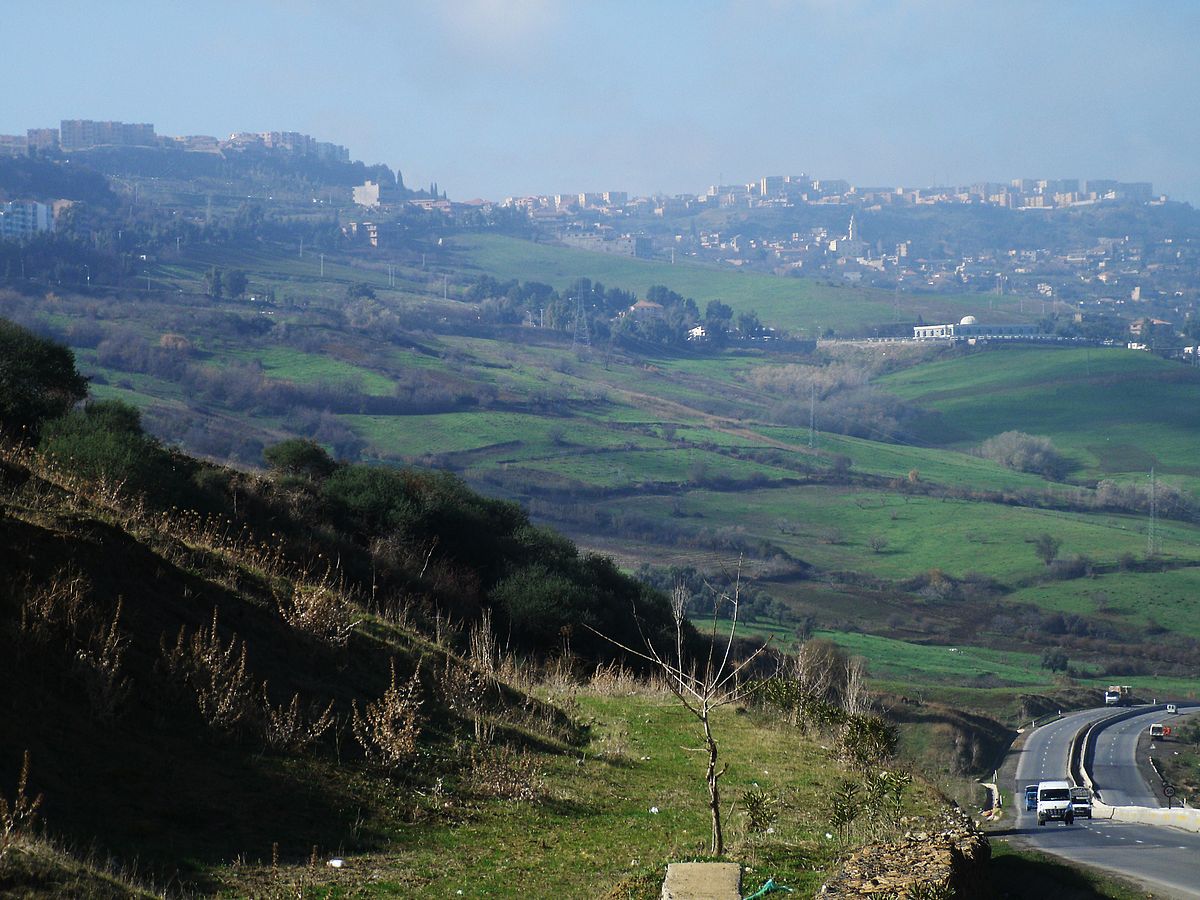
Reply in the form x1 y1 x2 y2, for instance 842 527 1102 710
1091 801 1200 831
1069 704 1200 833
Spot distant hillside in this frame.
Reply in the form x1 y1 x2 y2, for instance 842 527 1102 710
445 233 1037 336
880 345 1200 483
0 156 115 206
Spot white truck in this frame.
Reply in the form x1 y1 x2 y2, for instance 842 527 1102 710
1104 685 1131 706
1037 780 1075 826
1069 786 1092 819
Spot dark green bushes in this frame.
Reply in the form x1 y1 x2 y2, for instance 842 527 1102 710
0 320 89 437
316 460 676 659
263 438 337 481
38 400 197 507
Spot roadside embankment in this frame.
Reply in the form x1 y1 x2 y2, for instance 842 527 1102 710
820 808 989 897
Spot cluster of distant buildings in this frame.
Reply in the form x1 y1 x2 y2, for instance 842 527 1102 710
0 119 350 163
715 174 1159 210
498 175 1162 225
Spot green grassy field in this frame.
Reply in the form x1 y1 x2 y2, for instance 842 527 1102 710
1007 567 1200 638
880 346 1200 479
600 485 1200 581
817 630 1058 687
448 233 1036 336
153 242 451 307
323 690 932 898
757 426 1055 492
819 630 1200 701
229 346 397 394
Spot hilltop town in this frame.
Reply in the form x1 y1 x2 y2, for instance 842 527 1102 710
1 116 1199 353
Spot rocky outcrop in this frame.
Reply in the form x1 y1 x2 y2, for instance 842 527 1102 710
820 809 989 898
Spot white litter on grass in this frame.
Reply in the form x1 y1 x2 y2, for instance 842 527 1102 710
650 806 660 814
327 858 344 868
825 832 833 839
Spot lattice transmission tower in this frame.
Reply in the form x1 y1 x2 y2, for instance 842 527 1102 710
1147 467 1161 557
571 290 591 352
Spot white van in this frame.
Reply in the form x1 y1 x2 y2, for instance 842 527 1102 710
1037 780 1074 826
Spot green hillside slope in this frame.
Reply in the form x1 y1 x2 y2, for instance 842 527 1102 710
447 233 1036 335
880 346 1200 481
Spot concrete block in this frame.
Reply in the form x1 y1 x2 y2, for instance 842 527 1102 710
661 862 742 900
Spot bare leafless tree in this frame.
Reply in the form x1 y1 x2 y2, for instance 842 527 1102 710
842 655 872 717
589 559 773 855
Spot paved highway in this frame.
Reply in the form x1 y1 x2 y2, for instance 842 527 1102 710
1006 706 1200 898
1088 704 1200 807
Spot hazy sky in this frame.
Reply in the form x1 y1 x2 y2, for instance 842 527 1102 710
6 1 1199 202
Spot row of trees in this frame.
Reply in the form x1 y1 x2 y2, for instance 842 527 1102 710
465 275 774 350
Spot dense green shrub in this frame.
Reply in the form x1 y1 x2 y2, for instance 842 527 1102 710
492 563 593 648
264 438 337 481
0 319 89 437
38 400 195 506
318 462 677 659
978 431 1070 480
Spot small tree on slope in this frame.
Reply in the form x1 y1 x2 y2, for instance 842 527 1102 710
590 560 772 855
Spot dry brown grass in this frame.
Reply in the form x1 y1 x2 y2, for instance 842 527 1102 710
74 598 131 721
1 751 44 864
160 607 254 733
277 580 360 648
463 744 546 803
261 683 336 754
18 565 89 643
351 659 423 769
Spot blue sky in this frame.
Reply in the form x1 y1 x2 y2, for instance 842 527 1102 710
6 1 1198 202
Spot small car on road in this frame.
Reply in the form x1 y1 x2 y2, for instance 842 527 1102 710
1025 785 1038 811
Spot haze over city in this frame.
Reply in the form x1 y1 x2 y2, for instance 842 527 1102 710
5 0 1199 202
